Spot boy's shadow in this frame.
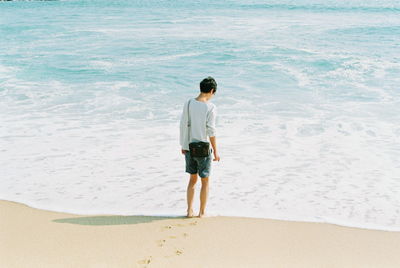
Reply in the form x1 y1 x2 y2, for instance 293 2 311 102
53 215 187 226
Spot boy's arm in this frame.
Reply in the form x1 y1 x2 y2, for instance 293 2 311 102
206 106 220 161
179 100 189 153
209 136 220 161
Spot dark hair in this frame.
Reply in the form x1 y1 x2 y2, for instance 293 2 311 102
200 76 217 94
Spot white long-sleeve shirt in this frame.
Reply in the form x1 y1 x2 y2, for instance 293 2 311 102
179 98 217 151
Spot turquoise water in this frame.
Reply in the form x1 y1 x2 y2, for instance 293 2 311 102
1 0 400 231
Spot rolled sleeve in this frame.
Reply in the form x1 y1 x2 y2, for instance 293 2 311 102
206 105 217 137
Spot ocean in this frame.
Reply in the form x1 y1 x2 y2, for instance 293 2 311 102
1 0 399 231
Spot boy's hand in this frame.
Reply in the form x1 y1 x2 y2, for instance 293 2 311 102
213 152 220 161
181 149 187 155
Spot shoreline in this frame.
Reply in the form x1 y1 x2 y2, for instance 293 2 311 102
2 199 400 267
1 198 398 232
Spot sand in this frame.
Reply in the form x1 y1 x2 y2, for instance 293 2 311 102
1 199 400 268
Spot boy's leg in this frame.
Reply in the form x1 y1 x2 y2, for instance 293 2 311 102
186 173 198 217
199 176 209 217
197 152 212 218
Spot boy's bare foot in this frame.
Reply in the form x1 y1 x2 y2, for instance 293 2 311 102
186 208 194 218
198 212 206 218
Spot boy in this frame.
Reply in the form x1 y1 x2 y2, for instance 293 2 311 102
179 76 220 218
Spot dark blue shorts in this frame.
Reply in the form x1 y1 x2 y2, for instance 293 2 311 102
184 148 212 178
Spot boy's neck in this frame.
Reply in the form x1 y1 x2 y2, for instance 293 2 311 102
195 93 212 102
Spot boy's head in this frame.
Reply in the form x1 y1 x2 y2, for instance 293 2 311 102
200 76 217 95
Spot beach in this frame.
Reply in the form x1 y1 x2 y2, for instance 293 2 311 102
1 1 400 267
2 0 400 232
1 199 400 268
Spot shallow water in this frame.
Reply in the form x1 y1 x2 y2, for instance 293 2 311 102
1 0 400 231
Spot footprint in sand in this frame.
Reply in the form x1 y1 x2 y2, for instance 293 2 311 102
164 249 183 258
137 256 152 265
164 249 184 258
189 221 197 226
157 239 166 247
161 225 173 231
183 233 188 237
